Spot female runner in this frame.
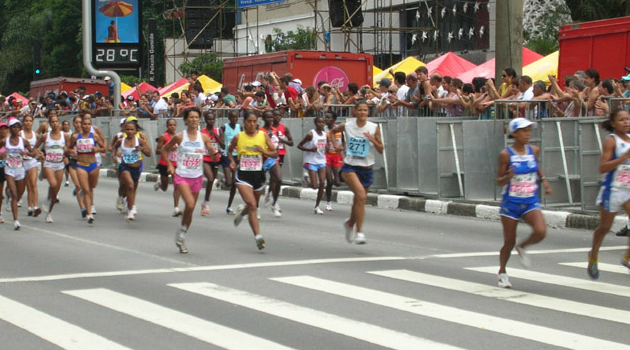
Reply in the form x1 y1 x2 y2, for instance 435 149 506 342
155 118 182 216
61 119 71 187
324 111 344 211
200 111 222 216
260 111 281 218
268 109 294 214
115 120 151 221
0 122 9 223
220 110 240 214
297 116 327 214
67 116 87 217
20 115 42 217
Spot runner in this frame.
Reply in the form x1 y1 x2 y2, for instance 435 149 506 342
0 122 9 223
80 112 107 215
269 109 294 215
67 116 87 217
297 116 327 214
324 110 344 211
229 110 278 250
61 119 71 187
329 100 384 244
110 118 126 211
495 118 551 288
160 107 216 254
33 114 69 223
260 110 281 218
220 110 240 215
155 118 182 217
20 115 42 217
115 120 151 222
589 109 630 279
4 118 39 230
68 113 105 224
200 111 222 216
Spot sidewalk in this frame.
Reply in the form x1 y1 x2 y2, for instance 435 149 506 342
99 169 618 231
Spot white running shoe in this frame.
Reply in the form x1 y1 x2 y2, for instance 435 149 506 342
91 205 96 214
344 220 355 243
172 207 183 217
116 197 124 211
0 214 4 223
200 201 211 216
64 180 69 187
226 207 235 215
126 211 134 222
131 205 138 216
497 273 512 288
175 226 188 254
234 204 246 227
314 206 324 215
14 220 20 231
87 215 94 224
45 214 53 223
17 199 21 207
271 205 282 218
325 202 333 211
515 245 531 269
354 232 366 244
255 235 266 250
153 182 160 191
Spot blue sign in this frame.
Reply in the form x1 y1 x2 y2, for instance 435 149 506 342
238 0 285 8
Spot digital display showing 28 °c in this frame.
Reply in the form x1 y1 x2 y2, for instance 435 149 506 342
93 46 140 68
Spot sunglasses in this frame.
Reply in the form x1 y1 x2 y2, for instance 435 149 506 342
502 74 507 77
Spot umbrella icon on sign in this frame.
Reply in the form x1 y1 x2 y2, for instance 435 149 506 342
99 1 134 43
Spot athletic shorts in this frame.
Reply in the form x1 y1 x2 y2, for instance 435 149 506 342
340 163 374 188
264 157 279 172
173 174 203 193
278 154 285 165
221 155 232 168
119 163 141 183
76 161 98 174
4 167 25 181
326 153 344 168
204 160 220 170
236 169 266 191
23 158 38 171
499 199 541 220
304 163 326 172
44 161 65 172
0 167 5 183
157 164 173 177
596 185 630 213
68 158 78 169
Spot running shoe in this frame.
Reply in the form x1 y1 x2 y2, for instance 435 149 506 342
587 251 599 280
271 205 282 218
515 245 531 269
91 205 97 214
43 198 51 213
0 214 4 223
226 207 235 215
314 206 324 215
616 225 629 237
354 232 366 244
126 211 134 222
32 207 41 218
72 188 77 196
234 204 246 227
13 220 20 231
153 182 160 191
255 235 266 250
87 215 94 224
200 202 211 216
17 200 22 207
4 190 11 210
45 214 53 223
497 273 512 288
131 205 138 216
622 254 630 270
175 227 188 254
344 219 355 243
116 197 124 211
172 207 183 217
81 208 87 218
27 207 33 216
325 202 333 211
64 180 69 187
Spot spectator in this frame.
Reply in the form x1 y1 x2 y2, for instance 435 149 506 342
584 68 601 115
303 86 321 117
220 87 236 108
190 84 206 109
414 66 433 114
432 78 465 117
393 72 419 116
343 82 360 105
262 75 278 108
498 67 518 98
278 76 299 115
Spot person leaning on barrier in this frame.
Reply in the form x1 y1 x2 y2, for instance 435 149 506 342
392 72 420 116
551 79 586 117
431 78 465 117
508 76 534 116
584 68 601 116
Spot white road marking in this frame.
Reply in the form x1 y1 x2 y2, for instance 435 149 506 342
63 288 295 350
0 294 131 350
273 275 630 350
560 262 630 275
170 282 464 350
466 266 630 298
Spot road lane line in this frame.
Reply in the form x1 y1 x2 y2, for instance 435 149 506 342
0 294 131 350
273 275 630 350
428 246 626 259
63 288 295 350
466 266 630 297
369 269 630 325
560 262 630 275
169 282 463 350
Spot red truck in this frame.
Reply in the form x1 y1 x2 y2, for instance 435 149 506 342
558 16 630 82
30 77 109 101
222 51 374 93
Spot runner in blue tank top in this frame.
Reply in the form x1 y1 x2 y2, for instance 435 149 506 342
496 118 552 288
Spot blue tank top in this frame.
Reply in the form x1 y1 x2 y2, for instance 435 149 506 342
223 123 241 156
502 145 539 204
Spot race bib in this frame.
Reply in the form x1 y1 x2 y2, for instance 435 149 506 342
239 154 262 171
76 138 94 153
6 153 22 169
180 152 202 170
206 142 219 156
271 135 279 149
122 151 140 164
45 148 64 163
168 151 178 162
613 164 630 189
347 137 369 158
508 173 537 198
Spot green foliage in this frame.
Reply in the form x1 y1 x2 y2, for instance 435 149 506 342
121 75 147 86
179 53 223 82
565 0 630 21
525 38 558 56
264 27 316 53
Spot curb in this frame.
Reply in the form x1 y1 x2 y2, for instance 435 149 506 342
102 169 612 231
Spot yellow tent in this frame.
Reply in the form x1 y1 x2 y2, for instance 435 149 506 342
522 51 558 85
372 66 383 87
373 57 425 86
197 75 222 94
121 83 132 93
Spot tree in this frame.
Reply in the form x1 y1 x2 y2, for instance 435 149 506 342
264 27 316 53
179 53 223 82
565 0 630 22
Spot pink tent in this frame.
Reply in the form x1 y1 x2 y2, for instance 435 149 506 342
424 52 477 78
122 82 158 101
158 78 188 96
8 92 28 105
456 48 544 83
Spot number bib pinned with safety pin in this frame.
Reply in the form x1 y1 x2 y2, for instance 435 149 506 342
45 148 64 163
508 173 537 198
76 138 94 154
613 164 630 189
239 154 263 171
347 137 369 158
6 153 23 169
180 153 202 171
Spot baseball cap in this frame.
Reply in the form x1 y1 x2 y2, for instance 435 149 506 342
120 118 127 125
508 118 535 135
125 116 138 123
292 79 302 85
209 94 219 102
378 78 392 87
126 95 134 101
251 81 262 87
0 122 8 128
82 95 90 99
104 76 111 81
8 118 21 127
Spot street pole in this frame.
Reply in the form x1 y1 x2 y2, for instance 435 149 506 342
495 0 523 87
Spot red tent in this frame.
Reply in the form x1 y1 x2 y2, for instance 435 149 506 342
456 48 544 83
424 52 477 78
158 78 188 96
8 92 28 105
122 82 158 101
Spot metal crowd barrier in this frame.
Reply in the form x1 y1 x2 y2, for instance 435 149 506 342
494 99 558 120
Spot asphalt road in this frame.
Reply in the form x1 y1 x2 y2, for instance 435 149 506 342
0 177 629 350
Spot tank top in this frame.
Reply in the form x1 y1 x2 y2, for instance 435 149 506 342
176 130 204 178
501 145 539 204
236 130 267 171
44 132 65 163
326 126 343 155
158 132 178 167
76 132 96 155
260 125 279 154
201 127 221 162
120 136 141 165
276 124 287 155
20 130 37 160
5 137 25 169
223 123 241 156
303 129 327 165
602 133 630 193
343 119 378 167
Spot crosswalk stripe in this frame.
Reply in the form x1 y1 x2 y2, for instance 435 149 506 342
0 294 131 350
169 282 463 350
560 262 630 275
62 288 295 350
273 275 630 350
369 269 630 325
466 266 630 298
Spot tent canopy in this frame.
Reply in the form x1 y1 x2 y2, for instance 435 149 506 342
8 92 28 105
122 82 157 100
424 52 477 78
197 75 221 94
372 66 383 87
120 82 132 93
159 75 222 97
456 47 544 83
522 51 559 85
373 56 425 84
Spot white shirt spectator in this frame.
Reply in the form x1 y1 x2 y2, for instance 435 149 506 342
153 98 168 117
194 92 207 109
396 84 410 116
518 86 534 101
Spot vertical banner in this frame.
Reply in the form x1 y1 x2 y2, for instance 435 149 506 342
147 19 157 86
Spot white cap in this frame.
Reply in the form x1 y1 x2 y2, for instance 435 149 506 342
104 76 111 81
8 118 21 127
251 81 262 87
292 78 302 85
120 118 127 125
508 118 535 135
83 94 90 99
209 94 219 102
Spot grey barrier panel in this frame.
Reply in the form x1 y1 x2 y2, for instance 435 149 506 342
417 118 439 195
282 118 306 184
540 119 581 206
579 119 606 211
437 121 465 198
386 118 398 189
463 120 505 201
394 118 419 192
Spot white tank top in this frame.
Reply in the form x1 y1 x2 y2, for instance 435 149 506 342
176 130 204 178
44 132 65 163
120 136 141 165
5 137 25 169
20 130 37 160
605 133 630 191
343 119 378 167
303 129 327 165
